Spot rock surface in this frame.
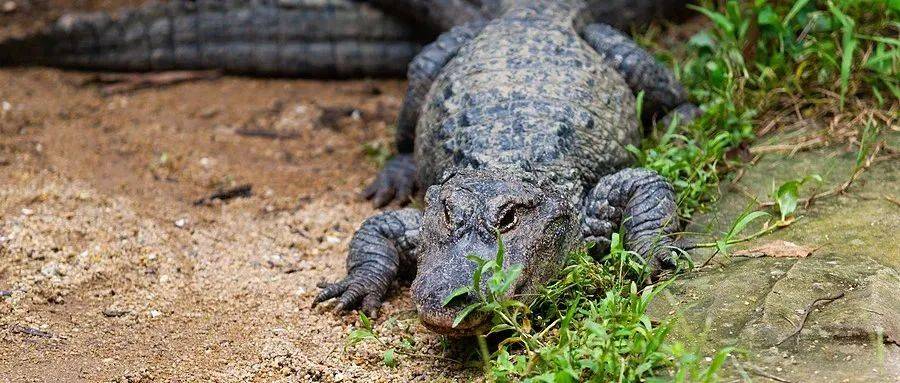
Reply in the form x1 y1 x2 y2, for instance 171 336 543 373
651 134 900 382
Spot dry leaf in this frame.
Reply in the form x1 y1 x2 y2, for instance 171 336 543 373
734 240 816 258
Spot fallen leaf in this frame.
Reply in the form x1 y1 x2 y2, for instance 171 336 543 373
734 240 816 258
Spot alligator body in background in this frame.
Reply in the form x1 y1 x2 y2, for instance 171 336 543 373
0 0 692 77
313 0 702 335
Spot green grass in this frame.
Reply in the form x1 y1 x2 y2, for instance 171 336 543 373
458 235 732 382
633 0 897 218
347 1 897 381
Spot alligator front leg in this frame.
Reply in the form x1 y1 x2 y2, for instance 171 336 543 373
582 168 680 275
579 23 700 124
364 22 485 207
314 208 422 316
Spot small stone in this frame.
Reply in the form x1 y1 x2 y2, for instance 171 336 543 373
1 1 16 13
41 262 65 277
174 218 187 228
325 236 341 244
197 106 220 119
103 308 128 317
333 373 345 382
21 208 33 216
149 309 162 318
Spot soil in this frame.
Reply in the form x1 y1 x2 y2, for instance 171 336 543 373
1 2 473 382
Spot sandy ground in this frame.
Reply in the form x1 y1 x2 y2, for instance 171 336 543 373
0 3 475 382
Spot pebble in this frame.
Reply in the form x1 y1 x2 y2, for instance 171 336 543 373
21 208 34 216
1 1 16 12
149 309 162 318
103 308 128 317
174 218 187 228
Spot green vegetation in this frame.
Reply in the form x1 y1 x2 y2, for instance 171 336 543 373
455 236 732 382
348 1 897 381
634 0 897 218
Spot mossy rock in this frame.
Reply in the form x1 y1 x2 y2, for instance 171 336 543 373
651 134 900 382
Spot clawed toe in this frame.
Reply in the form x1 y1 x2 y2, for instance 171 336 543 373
363 154 417 208
313 277 388 317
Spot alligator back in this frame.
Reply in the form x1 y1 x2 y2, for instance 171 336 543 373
415 3 639 197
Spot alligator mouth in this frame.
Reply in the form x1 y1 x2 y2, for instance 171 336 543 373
418 309 491 336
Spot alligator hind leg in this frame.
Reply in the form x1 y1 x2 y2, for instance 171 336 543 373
581 168 680 276
579 23 699 124
314 208 423 316
364 22 485 207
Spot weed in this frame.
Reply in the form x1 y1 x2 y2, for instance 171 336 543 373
634 0 897 218
444 235 730 382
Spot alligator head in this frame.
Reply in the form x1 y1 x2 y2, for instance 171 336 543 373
411 169 579 335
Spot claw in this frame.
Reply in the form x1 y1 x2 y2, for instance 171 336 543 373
334 284 367 312
372 187 396 208
361 294 383 318
363 154 417 208
313 279 350 306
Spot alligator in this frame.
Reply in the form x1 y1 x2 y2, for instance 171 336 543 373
0 0 692 77
312 0 701 335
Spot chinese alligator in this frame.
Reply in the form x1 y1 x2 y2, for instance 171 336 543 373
313 0 701 334
0 0 691 77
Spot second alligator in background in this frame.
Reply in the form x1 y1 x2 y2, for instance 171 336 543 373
0 0 692 77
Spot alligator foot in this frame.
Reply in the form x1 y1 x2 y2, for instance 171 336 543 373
313 208 422 317
363 153 417 208
582 168 681 278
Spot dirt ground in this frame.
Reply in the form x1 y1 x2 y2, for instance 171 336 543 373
1 2 474 382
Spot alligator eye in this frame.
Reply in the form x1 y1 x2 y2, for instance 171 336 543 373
497 207 518 233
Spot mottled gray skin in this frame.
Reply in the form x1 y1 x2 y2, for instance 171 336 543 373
0 0 422 77
0 0 692 77
316 0 698 335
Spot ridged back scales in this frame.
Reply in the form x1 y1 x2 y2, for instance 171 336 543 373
415 1 639 199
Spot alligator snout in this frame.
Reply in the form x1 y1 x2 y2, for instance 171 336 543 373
411 254 492 335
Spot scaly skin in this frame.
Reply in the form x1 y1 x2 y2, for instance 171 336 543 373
316 0 698 336
0 0 692 77
0 0 423 77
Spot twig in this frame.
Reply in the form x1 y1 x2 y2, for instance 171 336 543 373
234 129 301 139
775 291 845 347
193 184 253 206
759 142 884 208
9 324 53 338
746 365 795 383
885 195 900 207
395 349 464 365
749 136 825 155
83 70 223 95
687 218 795 251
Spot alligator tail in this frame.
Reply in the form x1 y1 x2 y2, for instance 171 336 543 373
0 0 426 77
